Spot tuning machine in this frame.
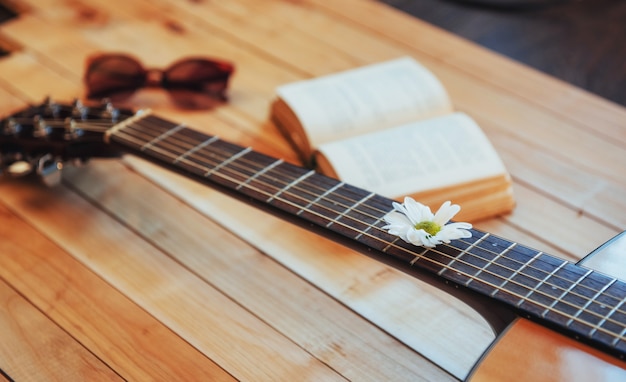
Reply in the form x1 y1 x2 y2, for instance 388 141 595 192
36 154 63 187
0 153 64 187
33 115 51 138
2 118 21 136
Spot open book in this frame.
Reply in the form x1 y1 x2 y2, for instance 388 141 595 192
270 57 515 222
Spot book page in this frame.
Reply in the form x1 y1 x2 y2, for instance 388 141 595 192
276 57 452 149
314 113 507 199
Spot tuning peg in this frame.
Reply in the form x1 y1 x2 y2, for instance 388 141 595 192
72 99 88 120
33 115 51 138
36 154 63 187
64 118 80 140
2 118 21 135
44 98 61 118
102 101 120 122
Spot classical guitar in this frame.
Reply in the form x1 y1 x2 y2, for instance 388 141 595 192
1 100 625 381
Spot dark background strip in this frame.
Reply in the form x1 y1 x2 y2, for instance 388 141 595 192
0 2 624 106
379 0 626 107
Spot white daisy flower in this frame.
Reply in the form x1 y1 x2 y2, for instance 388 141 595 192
382 197 472 248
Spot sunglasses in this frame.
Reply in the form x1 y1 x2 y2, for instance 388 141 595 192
84 53 235 109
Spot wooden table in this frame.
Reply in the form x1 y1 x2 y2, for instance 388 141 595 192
0 0 624 380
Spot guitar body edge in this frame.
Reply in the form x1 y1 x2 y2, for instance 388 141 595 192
467 318 626 381
468 232 626 381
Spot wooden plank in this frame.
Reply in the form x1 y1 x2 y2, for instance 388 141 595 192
210 0 626 187
0 200 236 381
61 159 456 381
0 276 121 381
2 0 626 194
0 5 620 375
3 0 623 227
306 0 626 144
481 119 626 230
0 179 346 381
0 14 299 159
0 51 486 378
105 0 626 232
0 0 624 380
116 154 498 378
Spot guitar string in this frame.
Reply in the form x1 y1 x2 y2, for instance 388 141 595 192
14 108 622 341
116 127 626 345
107 117 626 339
54 115 626 315
122 117 626 310
93 115 626 313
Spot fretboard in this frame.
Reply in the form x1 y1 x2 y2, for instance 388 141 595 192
108 113 626 360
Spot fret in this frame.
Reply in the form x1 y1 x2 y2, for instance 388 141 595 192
490 249 541 305
112 120 189 158
356 215 384 241
104 109 152 144
325 192 375 228
466 241 516 289
236 159 284 190
591 281 626 346
517 256 596 323
103 112 626 360
297 181 345 216
560 273 614 329
173 136 220 164
307 181 370 231
615 329 626 349
439 232 490 278
613 303 626 348
578 279 617 333
435 233 519 294
541 270 591 317
585 285 626 351
306 181 363 218
116 127 202 170
339 192 392 241
113 129 154 150
121 116 176 145
410 244 466 276
191 138 244 165
516 253 560 308
256 163 317 201
266 169 315 203
256 170 337 222
141 123 185 151
409 247 429 265
204 147 252 177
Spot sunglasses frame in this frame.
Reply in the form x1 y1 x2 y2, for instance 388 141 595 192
84 53 235 107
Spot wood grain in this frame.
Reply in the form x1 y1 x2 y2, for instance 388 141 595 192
0 201 235 381
0 0 624 380
468 319 626 381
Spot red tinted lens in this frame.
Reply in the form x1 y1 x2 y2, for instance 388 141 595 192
168 89 226 109
84 55 146 100
164 59 233 98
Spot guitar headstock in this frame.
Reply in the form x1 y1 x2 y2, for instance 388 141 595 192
0 98 135 185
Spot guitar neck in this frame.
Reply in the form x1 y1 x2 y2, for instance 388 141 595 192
108 111 626 361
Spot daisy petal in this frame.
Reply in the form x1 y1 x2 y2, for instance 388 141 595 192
381 197 473 248
433 201 461 225
404 197 432 224
406 228 428 247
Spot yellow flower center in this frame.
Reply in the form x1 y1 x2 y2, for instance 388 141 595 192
414 221 441 236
